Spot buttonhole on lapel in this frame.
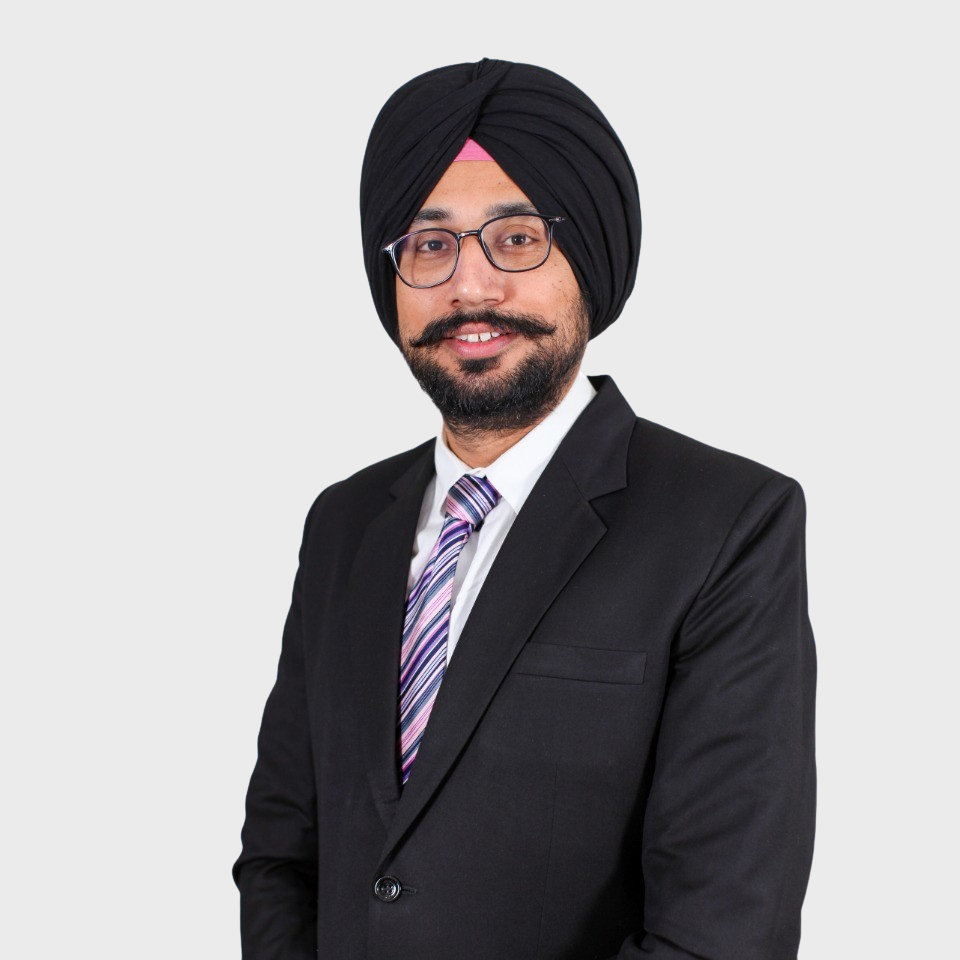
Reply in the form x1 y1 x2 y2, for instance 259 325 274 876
401 884 418 894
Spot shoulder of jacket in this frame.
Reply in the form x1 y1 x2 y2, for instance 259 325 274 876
626 415 803 510
302 438 434 527
630 415 798 484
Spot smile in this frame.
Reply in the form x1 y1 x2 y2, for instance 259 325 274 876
442 328 518 359
453 331 504 342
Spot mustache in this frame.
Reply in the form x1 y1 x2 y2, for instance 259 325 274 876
408 309 557 348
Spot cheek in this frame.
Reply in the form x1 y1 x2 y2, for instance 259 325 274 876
536 264 581 312
395 275 410 312
395 280 429 338
542 250 580 297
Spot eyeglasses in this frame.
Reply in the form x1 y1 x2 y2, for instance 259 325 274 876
382 213 567 289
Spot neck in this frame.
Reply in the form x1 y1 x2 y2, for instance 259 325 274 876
442 421 537 468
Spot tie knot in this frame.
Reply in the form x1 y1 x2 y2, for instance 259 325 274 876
443 473 501 528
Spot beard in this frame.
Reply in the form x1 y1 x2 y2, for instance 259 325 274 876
399 293 590 436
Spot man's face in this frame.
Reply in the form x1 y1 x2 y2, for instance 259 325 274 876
395 159 590 434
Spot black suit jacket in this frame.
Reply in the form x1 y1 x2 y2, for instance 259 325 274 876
233 374 817 960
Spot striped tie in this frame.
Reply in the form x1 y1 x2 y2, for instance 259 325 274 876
398 472 501 786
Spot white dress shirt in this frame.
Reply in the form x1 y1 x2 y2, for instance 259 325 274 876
406 369 598 667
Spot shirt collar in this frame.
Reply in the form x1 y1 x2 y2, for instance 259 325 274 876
432 368 598 515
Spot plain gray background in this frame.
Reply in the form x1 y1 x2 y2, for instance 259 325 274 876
2 2 957 957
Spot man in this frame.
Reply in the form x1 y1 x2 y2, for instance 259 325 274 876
233 58 816 960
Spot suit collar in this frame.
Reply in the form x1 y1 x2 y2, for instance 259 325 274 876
347 373 638 866
556 372 636 500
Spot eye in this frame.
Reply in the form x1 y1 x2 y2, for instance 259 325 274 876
412 233 455 256
484 216 549 253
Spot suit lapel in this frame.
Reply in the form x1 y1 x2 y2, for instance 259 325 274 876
343 440 435 828
375 374 638 866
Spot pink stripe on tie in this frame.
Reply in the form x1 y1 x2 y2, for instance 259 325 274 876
397 473 501 786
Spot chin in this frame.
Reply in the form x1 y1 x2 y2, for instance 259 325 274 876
453 355 509 376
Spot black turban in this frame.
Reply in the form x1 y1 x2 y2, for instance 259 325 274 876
359 58 641 346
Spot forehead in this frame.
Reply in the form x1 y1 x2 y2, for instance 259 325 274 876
410 159 538 226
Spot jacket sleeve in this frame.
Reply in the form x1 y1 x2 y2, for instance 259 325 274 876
611 476 817 960
232 496 323 960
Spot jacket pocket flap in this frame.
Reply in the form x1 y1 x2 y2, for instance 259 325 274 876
512 641 647 685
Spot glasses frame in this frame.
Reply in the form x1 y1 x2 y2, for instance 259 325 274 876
382 213 567 289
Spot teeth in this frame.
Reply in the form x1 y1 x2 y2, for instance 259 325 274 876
456 331 503 342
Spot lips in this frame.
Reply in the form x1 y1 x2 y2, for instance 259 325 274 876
448 330 506 344
442 328 517 359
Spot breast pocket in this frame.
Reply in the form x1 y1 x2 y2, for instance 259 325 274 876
511 641 647 685
479 640 650 774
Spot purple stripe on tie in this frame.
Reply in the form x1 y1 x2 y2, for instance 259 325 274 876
398 473 501 785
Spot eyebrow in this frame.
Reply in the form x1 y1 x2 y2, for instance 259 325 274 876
409 200 540 226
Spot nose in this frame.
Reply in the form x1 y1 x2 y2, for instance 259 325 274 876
447 233 506 309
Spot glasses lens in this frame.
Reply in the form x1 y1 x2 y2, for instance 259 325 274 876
481 216 551 271
394 230 457 287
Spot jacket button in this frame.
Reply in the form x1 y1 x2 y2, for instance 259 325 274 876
373 876 402 902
